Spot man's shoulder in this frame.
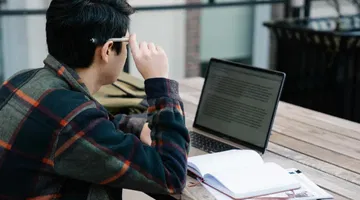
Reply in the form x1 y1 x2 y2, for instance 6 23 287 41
0 68 100 132
1 67 83 110
2 67 69 93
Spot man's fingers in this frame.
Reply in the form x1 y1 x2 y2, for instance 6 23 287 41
156 45 164 53
140 41 148 50
148 43 156 52
129 34 140 56
139 41 150 56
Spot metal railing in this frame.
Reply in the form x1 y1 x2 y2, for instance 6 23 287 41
0 0 286 16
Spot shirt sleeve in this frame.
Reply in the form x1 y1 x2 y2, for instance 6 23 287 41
54 78 190 194
112 113 147 139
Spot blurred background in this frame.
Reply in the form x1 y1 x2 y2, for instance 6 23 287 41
0 0 356 80
0 0 359 123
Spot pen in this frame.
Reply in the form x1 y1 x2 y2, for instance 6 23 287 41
90 37 129 44
108 37 129 42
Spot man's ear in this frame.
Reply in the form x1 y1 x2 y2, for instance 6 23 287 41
101 41 114 63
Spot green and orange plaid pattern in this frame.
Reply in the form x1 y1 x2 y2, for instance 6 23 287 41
0 55 190 200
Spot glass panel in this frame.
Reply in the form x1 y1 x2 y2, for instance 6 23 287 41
0 0 49 81
128 8 187 80
0 15 47 80
199 0 255 77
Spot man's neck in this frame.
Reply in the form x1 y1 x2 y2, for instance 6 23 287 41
75 67 101 95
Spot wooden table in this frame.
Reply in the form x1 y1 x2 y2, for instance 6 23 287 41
177 77 360 200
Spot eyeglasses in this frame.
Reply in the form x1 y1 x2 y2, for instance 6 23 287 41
90 37 129 44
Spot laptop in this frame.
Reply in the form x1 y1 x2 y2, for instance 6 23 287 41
189 58 286 155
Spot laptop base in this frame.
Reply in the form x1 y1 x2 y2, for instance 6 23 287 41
190 131 238 153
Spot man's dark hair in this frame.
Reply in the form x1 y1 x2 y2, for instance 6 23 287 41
46 0 135 68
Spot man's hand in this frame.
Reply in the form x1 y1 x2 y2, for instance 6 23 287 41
140 123 152 146
129 34 169 79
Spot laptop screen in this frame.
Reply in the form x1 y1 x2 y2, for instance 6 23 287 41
193 58 285 153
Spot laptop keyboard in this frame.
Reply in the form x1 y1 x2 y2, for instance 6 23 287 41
190 131 238 153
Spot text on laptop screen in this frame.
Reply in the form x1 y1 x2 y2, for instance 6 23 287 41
195 60 284 149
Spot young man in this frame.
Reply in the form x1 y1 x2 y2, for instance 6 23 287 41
0 0 190 199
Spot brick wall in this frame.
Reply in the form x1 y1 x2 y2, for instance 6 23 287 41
185 0 201 77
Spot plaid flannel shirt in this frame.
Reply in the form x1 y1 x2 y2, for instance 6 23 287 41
0 55 190 200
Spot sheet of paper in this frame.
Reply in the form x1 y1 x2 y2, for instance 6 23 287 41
285 168 333 200
205 162 299 199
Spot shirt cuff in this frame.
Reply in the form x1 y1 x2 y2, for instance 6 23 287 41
144 78 181 101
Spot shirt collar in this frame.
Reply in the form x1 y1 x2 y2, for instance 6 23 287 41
43 54 91 96
43 54 115 120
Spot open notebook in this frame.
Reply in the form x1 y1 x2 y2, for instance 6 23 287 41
187 150 301 199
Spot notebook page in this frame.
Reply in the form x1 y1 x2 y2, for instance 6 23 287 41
204 162 300 199
188 150 263 177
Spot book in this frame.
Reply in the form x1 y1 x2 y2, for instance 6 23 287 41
187 150 301 199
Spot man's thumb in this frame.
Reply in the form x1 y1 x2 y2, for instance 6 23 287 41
129 34 139 55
